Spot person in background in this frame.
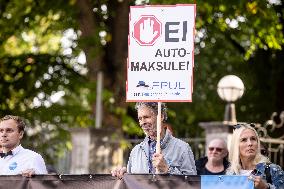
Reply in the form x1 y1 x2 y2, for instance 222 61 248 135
195 138 229 175
0 115 47 177
111 102 196 178
226 123 284 189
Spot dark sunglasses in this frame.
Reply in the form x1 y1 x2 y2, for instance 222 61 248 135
233 123 256 129
208 147 223 152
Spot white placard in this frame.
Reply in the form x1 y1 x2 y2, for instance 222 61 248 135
127 5 196 102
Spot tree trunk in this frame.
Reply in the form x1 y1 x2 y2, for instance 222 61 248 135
104 0 131 102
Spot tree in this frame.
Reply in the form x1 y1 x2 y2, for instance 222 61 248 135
1 0 284 167
0 0 93 163
149 0 284 137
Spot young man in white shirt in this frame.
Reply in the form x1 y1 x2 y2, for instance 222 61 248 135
0 115 47 177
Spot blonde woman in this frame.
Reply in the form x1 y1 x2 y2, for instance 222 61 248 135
227 123 284 189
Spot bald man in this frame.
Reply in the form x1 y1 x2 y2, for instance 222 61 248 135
195 138 229 175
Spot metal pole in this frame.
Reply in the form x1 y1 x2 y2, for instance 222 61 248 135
155 102 162 173
95 71 103 129
224 102 237 124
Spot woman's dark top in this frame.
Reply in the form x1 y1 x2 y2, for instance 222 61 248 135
195 156 229 175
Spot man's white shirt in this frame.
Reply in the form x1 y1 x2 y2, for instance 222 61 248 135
0 145 47 175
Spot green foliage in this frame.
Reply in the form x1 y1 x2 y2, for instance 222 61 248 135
146 0 284 137
0 0 89 164
0 53 93 163
1 0 284 167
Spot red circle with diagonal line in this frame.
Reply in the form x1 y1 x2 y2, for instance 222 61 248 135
133 15 162 46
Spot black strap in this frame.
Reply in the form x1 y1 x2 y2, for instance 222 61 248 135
265 163 272 184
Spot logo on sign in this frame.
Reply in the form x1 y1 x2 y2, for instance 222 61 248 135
136 81 149 87
132 15 162 46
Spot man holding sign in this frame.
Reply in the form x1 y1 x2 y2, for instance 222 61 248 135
111 102 196 178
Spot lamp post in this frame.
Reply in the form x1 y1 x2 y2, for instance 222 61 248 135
217 75 245 124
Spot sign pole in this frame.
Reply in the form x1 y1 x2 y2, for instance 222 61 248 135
155 101 162 173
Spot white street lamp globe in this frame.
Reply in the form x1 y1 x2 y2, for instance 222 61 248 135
217 75 245 102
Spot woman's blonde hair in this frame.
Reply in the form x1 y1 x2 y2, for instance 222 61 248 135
227 124 269 174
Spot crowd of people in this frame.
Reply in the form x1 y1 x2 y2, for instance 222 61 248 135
1 102 284 188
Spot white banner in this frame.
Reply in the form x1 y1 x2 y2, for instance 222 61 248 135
127 5 196 102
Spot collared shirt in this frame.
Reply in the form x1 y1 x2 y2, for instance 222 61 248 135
0 145 47 175
127 129 197 175
148 137 166 173
148 139 156 173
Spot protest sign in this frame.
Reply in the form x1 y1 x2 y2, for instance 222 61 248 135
127 5 196 102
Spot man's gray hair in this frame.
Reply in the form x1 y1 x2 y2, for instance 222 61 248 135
135 102 168 122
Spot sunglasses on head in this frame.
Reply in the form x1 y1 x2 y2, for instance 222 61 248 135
208 147 223 152
233 123 256 129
